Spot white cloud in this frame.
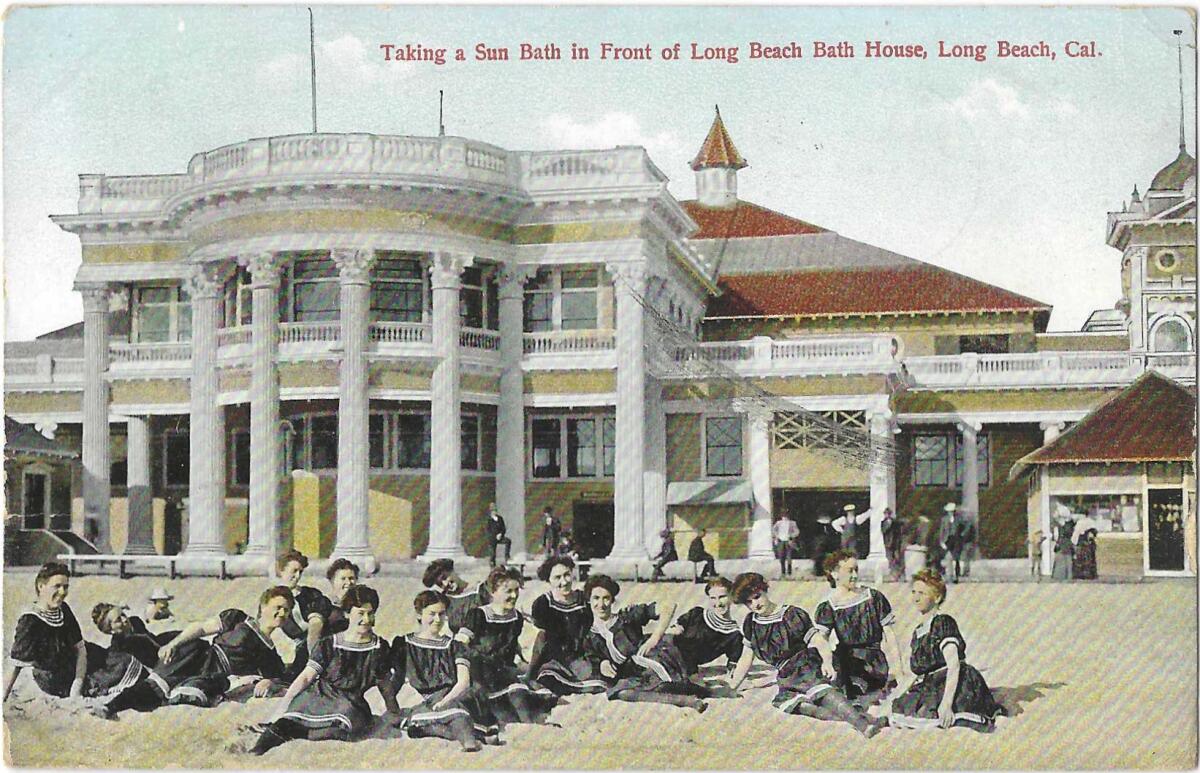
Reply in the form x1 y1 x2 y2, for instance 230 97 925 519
537 112 687 168
944 78 1031 122
258 34 413 88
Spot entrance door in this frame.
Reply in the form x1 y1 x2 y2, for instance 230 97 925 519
573 501 614 560
163 499 183 556
22 471 48 530
1148 488 1185 572
773 489 871 558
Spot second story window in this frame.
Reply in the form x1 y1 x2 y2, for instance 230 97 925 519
372 253 426 323
131 285 191 343
523 266 601 333
460 266 499 331
286 253 339 322
704 416 743 477
223 267 253 328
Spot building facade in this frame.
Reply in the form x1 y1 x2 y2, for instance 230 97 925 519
4 111 1195 576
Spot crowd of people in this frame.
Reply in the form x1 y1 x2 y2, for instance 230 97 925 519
4 549 1008 755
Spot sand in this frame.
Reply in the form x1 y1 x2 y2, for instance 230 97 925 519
3 572 1195 769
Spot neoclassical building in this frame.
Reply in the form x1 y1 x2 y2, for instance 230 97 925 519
4 111 1195 576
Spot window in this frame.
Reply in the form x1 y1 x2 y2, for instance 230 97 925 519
912 435 950 487
567 418 597 477
1155 250 1179 272
372 253 425 323
396 414 431 469
560 268 599 330
284 417 306 471
231 430 251 486
1152 318 1191 353
523 266 601 332
461 415 480 470
523 270 554 333
531 418 562 478
958 334 1010 354
602 417 616 477
913 433 991 488
132 285 191 343
163 431 189 487
459 267 498 331
287 253 339 322
223 267 253 328
705 416 743 477
310 415 338 469
369 414 387 469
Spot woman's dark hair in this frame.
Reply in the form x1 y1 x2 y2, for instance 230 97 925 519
704 576 733 596
583 574 620 600
537 555 575 582
485 565 524 593
91 602 120 634
276 549 309 574
258 585 296 615
912 569 947 604
422 558 455 588
340 584 380 612
730 572 769 605
413 589 450 614
326 558 360 581
822 549 857 588
35 561 70 593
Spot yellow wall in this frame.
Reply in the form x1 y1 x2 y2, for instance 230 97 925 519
81 244 188 264
219 370 251 393
666 414 702 482
5 393 83 414
513 221 640 244
371 367 433 390
224 499 249 553
462 374 500 394
524 371 616 394
1047 464 1141 495
771 445 868 489
108 498 129 554
111 380 190 405
281 363 340 389
190 209 512 245
1145 246 1197 281
897 388 1116 414
367 476 428 559
664 375 888 401
1036 333 1129 352
670 505 748 558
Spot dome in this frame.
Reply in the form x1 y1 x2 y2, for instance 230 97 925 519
1149 147 1196 191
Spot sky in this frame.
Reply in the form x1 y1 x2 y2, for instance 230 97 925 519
2 5 1196 341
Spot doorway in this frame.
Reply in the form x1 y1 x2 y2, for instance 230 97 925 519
163 498 183 555
572 501 614 560
1148 488 1185 572
22 470 48 530
773 488 870 558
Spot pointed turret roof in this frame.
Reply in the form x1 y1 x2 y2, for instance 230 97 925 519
1150 146 1196 191
690 106 747 171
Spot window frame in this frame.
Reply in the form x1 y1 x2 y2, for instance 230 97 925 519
523 266 601 333
162 429 190 489
527 411 616 481
912 431 992 489
131 284 192 343
703 414 744 478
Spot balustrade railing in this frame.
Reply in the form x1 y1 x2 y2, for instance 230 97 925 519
217 326 252 347
461 328 501 350
369 322 430 344
109 342 191 363
523 329 616 355
279 322 341 345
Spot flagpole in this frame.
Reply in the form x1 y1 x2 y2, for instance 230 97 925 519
309 8 318 134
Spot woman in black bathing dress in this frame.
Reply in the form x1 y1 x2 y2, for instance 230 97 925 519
529 555 606 695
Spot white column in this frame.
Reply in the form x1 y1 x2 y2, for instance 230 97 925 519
747 408 775 559
1039 421 1064 574
869 413 899 557
497 264 532 559
124 414 154 554
607 262 647 560
959 421 980 520
184 265 227 556
333 248 376 569
643 378 668 551
421 252 471 560
80 285 112 553
244 252 282 561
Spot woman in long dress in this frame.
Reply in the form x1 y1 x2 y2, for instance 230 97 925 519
529 556 606 695
667 576 743 678
887 570 1006 732
1051 516 1075 581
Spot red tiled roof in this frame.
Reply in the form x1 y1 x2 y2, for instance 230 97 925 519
706 266 1051 319
690 109 747 171
1017 371 1196 465
682 200 827 239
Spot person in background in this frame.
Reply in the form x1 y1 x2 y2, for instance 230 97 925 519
1028 530 1045 581
143 589 176 625
687 529 718 581
421 559 490 635
832 504 871 559
773 513 800 578
952 512 977 582
650 528 678 582
811 514 840 578
485 503 512 567
540 507 562 557
1051 511 1075 581
880 509 904 581
1072 526 1098 581
934 503 958 581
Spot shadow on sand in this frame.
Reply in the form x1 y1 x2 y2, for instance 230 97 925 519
990 681 1067 717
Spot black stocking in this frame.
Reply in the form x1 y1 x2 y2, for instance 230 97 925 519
105 681 164 714
617 690 706 712
816 690 876 735
250 719 303 756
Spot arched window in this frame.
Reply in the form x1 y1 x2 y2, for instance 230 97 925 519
1151 317 1192 353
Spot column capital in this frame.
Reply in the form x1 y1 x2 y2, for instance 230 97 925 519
429 252 474 290
77 284 112 313
186 262 230 299
242 252 283 288
332 248 375 284
957 419 982 435
497 263 538 299
1038 420 1066 432
868 410 896 435
605 261 648 293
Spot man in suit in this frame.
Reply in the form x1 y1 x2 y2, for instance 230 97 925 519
650 527 678 581
937 502 960 581
485 502 511 567
687 529 717 581
540 507 562 556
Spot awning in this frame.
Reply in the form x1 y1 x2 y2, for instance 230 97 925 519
667 480 754 507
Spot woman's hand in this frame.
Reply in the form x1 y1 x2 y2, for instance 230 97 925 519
253 678 274 698
820 660 836 680
158 642 177 664
599 660 616 679
937 700 955 729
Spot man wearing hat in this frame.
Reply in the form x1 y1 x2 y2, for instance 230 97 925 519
142 588 176 627
810 513 840 577
937 503 961 582
831 503 872 558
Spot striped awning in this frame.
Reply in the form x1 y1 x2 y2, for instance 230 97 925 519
667 480 753 507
